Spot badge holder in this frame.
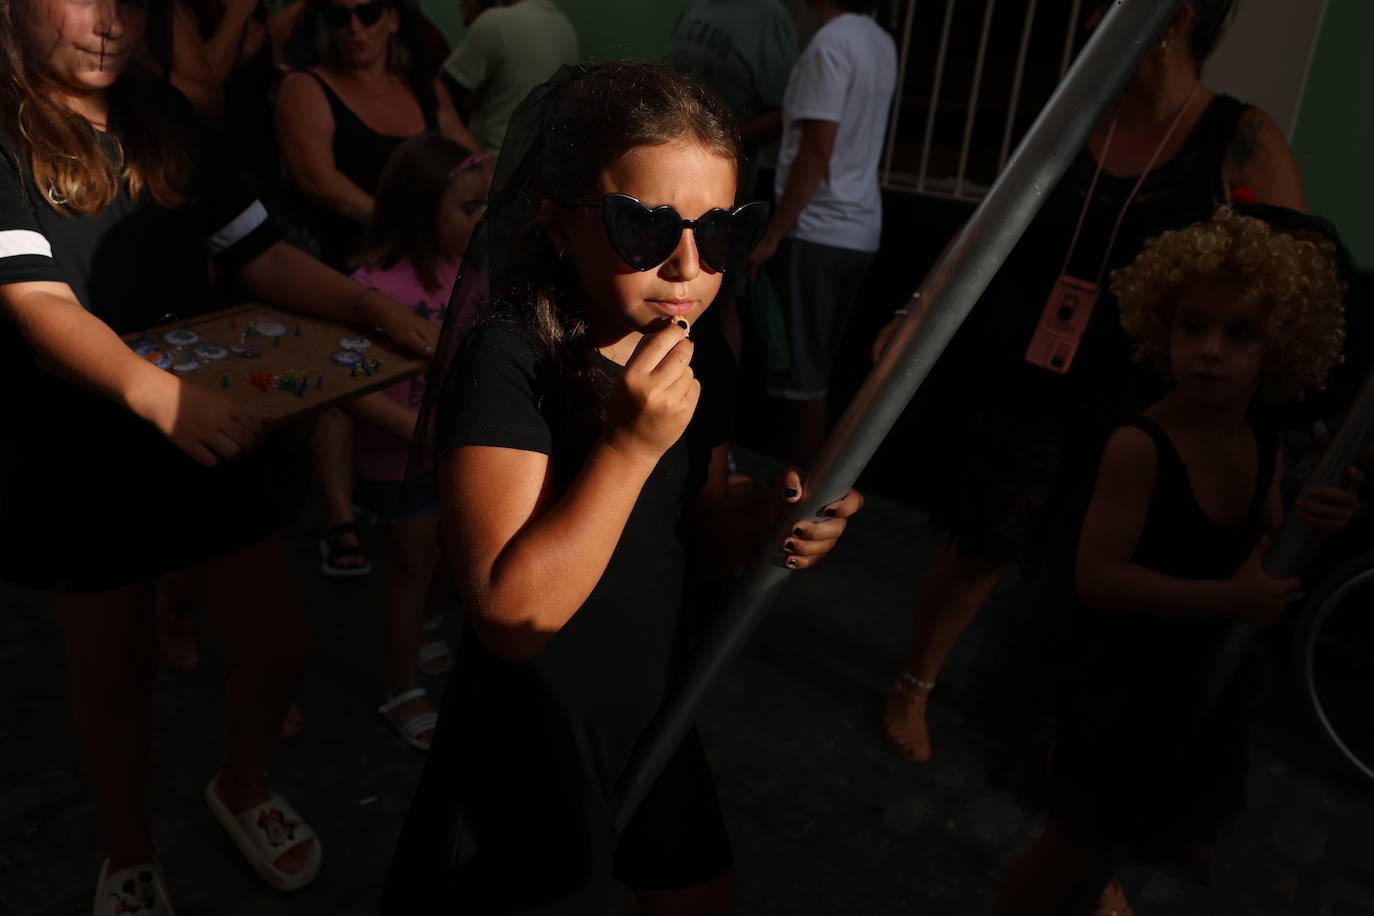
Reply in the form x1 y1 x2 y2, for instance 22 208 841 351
1024 84 1197 375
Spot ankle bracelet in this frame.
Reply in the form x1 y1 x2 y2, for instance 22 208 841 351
897 670 936 691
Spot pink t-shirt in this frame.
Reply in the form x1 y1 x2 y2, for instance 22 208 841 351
350 256 460 482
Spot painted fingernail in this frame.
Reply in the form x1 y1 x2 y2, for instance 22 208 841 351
784 488 799 499
823 508 837 517
675 318 689 331
786 556 798 568
784 540 796 552
792 527 804 537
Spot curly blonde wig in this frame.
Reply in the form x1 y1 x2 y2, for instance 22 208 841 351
1111 206 1347 401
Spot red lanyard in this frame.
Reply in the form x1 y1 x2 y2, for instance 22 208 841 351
1059 82 1200 285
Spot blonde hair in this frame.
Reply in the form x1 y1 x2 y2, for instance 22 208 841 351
0 0 191 216
1111 206 1347 402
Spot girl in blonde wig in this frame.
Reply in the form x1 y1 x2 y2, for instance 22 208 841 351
992 205 1360 915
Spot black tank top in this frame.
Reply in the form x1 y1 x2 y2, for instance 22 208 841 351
1071 413 1277 679
296 69 440 266
956 94 1251 408
301 68 440 194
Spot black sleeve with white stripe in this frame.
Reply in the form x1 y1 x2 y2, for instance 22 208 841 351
0 152 63 288
192 115 281 275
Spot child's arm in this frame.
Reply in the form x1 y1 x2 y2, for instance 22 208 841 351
343 391 418 441
0 281 262 466
1278 436 1364 536
1077 426 1301 622
235 243 436 356
443 323 699 662
690 445 863 574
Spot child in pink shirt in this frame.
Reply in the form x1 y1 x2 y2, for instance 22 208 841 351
346 134 489 750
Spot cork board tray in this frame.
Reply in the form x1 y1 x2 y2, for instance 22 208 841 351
123 303 427 426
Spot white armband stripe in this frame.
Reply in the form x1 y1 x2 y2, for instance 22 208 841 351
207 200 269 255
0 229 53 259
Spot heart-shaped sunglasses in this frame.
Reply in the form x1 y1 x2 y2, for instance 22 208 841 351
560 193 770 273
322 0 388 29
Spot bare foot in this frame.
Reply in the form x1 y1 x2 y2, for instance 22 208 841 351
882 680 932 762
212 770 316 875
1093 880 1135 916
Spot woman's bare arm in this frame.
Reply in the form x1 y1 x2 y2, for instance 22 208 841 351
1224 107 1307 211
274 71 374 223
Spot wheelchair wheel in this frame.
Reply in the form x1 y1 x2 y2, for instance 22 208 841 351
1292 548 1374 786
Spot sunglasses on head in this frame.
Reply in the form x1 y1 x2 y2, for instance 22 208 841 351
322 0 388 29
560 193 770 273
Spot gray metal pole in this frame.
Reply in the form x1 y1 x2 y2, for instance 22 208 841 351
615 0 1187 830
1198 369 1374 719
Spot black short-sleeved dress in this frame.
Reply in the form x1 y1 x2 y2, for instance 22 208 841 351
0 80 302 593
380 320 736 914
1049 415 1276 853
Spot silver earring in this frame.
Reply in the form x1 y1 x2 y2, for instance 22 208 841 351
1160 38 1170 53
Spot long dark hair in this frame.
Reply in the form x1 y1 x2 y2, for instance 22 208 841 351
413 61 742 481
351 133 473 292
498 61 740 456
0 0 190 215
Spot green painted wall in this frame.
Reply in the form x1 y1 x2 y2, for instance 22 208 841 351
1292 0 1374 268
418 0 685 63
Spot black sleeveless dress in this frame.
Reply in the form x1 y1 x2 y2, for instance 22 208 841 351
908 94 1251 567
295 70 440 267
1049 415 1276 852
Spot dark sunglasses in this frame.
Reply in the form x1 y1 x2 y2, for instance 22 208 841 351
322 0 387 29
561 193 770 273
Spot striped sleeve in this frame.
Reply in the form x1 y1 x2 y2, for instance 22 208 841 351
0 154 63 287
193 118 280 272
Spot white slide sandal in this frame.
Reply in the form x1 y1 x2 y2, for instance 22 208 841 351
93 859 175 916
379 687 438 751
204 780 322 892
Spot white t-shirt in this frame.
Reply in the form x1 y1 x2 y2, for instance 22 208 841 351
775 13 896 253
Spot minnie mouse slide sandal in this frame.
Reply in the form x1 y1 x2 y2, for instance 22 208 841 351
204 780 322 892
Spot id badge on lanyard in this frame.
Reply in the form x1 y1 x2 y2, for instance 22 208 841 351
1024 85 1197 375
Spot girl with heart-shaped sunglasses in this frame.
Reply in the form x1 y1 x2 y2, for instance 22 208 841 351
382 61 863 915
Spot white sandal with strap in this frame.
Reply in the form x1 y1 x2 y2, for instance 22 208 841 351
93 859 175 916
417 615 452 675
379 687 438 751
204 780 322 892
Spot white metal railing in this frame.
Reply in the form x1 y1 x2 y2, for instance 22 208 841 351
880 0 1086 201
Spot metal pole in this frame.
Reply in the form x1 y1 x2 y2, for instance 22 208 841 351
615 0 1187 831
1198 369 1374 719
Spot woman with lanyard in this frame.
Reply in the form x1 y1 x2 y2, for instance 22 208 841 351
0 0 435 908
875 0 1306 768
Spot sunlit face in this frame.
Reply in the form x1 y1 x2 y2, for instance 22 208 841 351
435 165 487 260
544 139 738 355
1169 273 1271 406
25 0 148 99
325 0 397 70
